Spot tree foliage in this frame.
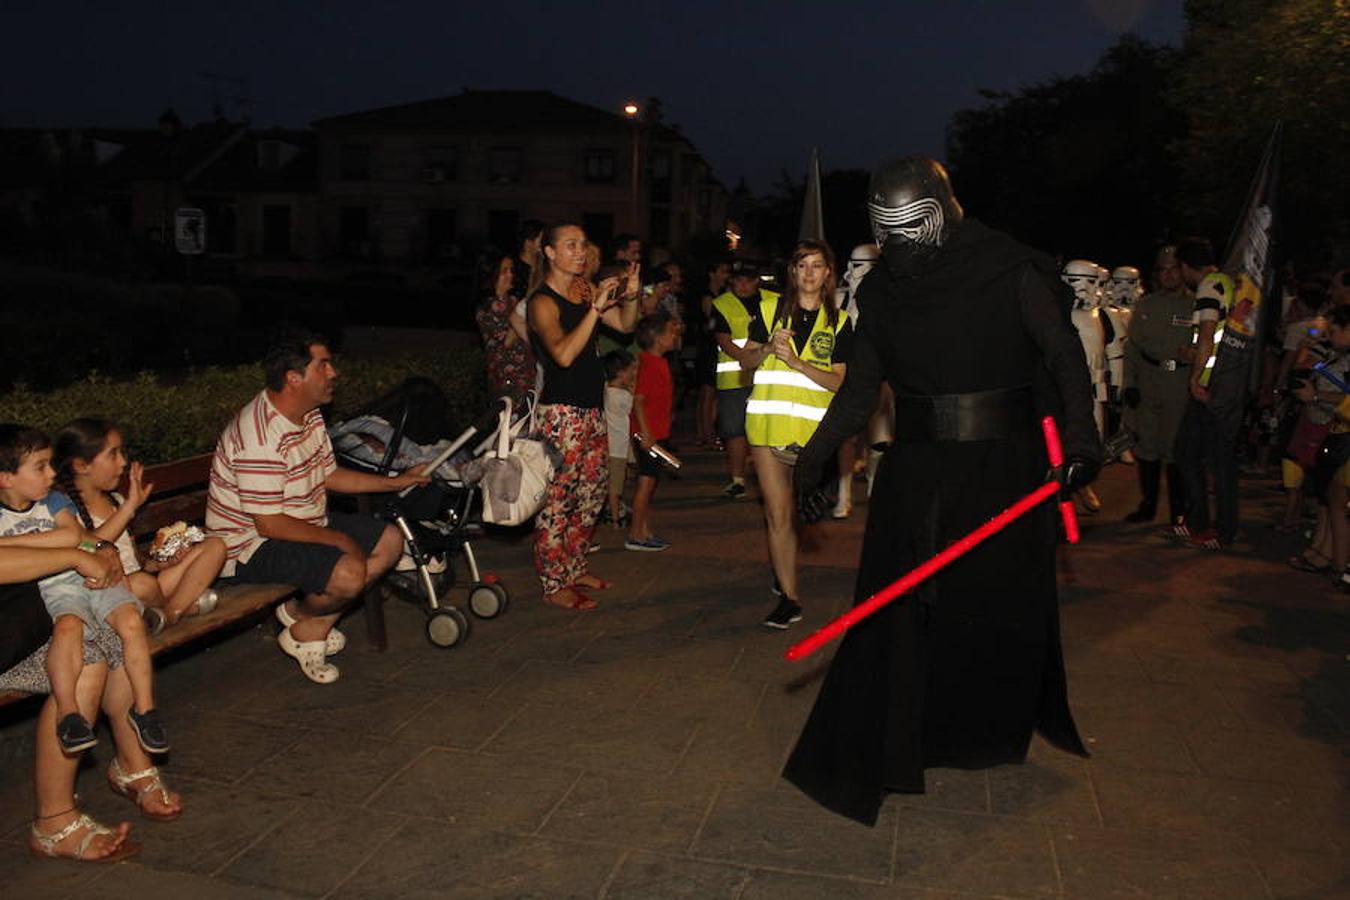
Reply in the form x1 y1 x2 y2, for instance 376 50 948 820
1172 0 1350 265
946 35 1184 268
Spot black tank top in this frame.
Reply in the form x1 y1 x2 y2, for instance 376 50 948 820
530 284 604 409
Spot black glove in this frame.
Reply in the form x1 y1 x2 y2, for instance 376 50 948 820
1063 455 1100 492
1121 387 1141 409
793 458 831 524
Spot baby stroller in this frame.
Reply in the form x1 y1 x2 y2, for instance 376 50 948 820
330 378 517 649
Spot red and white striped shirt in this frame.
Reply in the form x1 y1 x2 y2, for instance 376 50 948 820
206 390 337 574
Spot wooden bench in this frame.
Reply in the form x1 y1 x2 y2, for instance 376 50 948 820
1 454 298 707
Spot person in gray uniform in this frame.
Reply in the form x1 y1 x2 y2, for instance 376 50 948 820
1121 246 1194 525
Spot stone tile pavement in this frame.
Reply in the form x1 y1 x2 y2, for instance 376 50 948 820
1 450 1346 898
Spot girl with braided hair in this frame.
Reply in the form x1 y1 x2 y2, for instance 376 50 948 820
54 419 226 629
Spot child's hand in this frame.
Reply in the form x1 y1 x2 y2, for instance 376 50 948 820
75 547 123 590
125 462 155 510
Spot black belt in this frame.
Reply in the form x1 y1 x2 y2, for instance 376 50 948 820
893 386 1035 443
1138 349 1190 371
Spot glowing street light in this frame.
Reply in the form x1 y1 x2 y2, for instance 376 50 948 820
623 101 641 231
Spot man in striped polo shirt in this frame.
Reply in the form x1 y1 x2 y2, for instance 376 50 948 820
206 327 427 683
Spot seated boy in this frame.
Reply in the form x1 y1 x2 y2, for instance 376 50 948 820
0 424 166 756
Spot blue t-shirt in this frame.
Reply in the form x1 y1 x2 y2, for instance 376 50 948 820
0 491 79 588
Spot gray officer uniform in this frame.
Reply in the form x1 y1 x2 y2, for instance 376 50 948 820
1123 287 1194 461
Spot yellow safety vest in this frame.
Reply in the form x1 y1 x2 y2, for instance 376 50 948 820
745 299 846 448
713 289 779 390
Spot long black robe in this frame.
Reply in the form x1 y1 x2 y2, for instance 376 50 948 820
782 220 1100 826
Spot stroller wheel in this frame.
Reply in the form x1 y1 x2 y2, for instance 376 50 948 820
468 583 509 619
425 608 470 648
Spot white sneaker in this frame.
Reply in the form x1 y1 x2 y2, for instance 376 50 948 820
275 603 346 655
396 551 447 574
277 627 340 684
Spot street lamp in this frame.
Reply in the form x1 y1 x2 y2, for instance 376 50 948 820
623 101 640 233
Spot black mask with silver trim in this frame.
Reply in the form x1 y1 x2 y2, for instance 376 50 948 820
867 156 964 279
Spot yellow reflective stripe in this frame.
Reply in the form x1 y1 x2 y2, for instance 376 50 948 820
731 338 748 348
751 369 831 392
715 361 742 373
745 399 828 421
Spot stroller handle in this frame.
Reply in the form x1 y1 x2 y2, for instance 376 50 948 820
396 396 514 497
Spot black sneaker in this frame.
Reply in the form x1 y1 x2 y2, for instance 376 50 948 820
127 708 170 754
763 597 803 630
723 481 747 500
56 713 97 754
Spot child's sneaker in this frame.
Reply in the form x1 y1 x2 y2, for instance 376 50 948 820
763 597 803 630
722 481 747 500
127 708 170 754
56 713 97 754
624 536 670 552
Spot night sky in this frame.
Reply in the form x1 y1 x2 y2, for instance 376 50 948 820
3 1 1184 191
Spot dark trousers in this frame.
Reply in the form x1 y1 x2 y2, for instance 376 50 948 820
1173 398 1242 542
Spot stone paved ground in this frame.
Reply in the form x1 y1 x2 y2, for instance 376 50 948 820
1 450 1347 899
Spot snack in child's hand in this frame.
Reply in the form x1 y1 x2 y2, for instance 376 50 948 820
150 521 206 561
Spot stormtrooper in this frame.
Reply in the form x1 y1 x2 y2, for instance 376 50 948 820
834 243 891 511
1061 259 1109 511
1104 266 1142 391
782 155 1100 826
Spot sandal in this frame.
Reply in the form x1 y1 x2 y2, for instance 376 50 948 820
107 758 182 822
1288 552 1332 574
543 588 598 611
573 574 613 591
275 602 345 655
29 813 141 863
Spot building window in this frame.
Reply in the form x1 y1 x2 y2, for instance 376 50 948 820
261 204 292 257
582 213 614 250
425 208 456 261
339 143 371 181
339 206 371 257
584 150 616 183
488 210 519 252
422 146 457 183
488 147 523 184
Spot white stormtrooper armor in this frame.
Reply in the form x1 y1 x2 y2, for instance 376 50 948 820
1062 259 1107 437
835 243 884 518
1109 265 1144 307
838 243 880 323
1102 265 1141 396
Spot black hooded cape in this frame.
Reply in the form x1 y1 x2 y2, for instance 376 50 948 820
782 219 1100 826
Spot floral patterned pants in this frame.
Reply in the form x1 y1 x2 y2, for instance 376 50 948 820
533 404 607 594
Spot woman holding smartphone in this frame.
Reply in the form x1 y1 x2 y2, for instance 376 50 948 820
527 223 639 610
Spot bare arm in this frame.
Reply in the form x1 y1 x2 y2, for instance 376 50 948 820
0 545 121 587
600 263 641 333
252 513 364 558
775 330 845 391
326 465 427 495
529 288 603 368
0 511 83 550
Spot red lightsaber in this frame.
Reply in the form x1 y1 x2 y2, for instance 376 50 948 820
785 416 1078 662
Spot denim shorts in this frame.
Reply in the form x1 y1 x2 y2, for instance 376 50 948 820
717 386 752 440
40 572 142 628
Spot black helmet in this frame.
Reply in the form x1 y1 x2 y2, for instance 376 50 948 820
866 156 963 250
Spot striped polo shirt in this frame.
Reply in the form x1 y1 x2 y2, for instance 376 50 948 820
206 390 337 575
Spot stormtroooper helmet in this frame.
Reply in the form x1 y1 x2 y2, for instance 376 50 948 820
1061 259 1102 309
1109 266 1144 306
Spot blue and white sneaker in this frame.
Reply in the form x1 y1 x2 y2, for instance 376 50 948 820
624 535 670 552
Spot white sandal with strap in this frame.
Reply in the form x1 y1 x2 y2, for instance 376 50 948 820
108 758 181 822
275 602 345 655
30 813 141 862
278 626 340 683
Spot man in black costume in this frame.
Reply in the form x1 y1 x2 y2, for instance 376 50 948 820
782 157 1101 825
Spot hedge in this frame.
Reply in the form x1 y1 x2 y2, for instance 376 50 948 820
0 347 486 465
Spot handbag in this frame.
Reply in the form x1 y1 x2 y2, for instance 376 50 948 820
475 396 555 527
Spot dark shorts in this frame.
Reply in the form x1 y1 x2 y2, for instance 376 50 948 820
225 512 388 596
717 386 752 440
636 445 664 480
